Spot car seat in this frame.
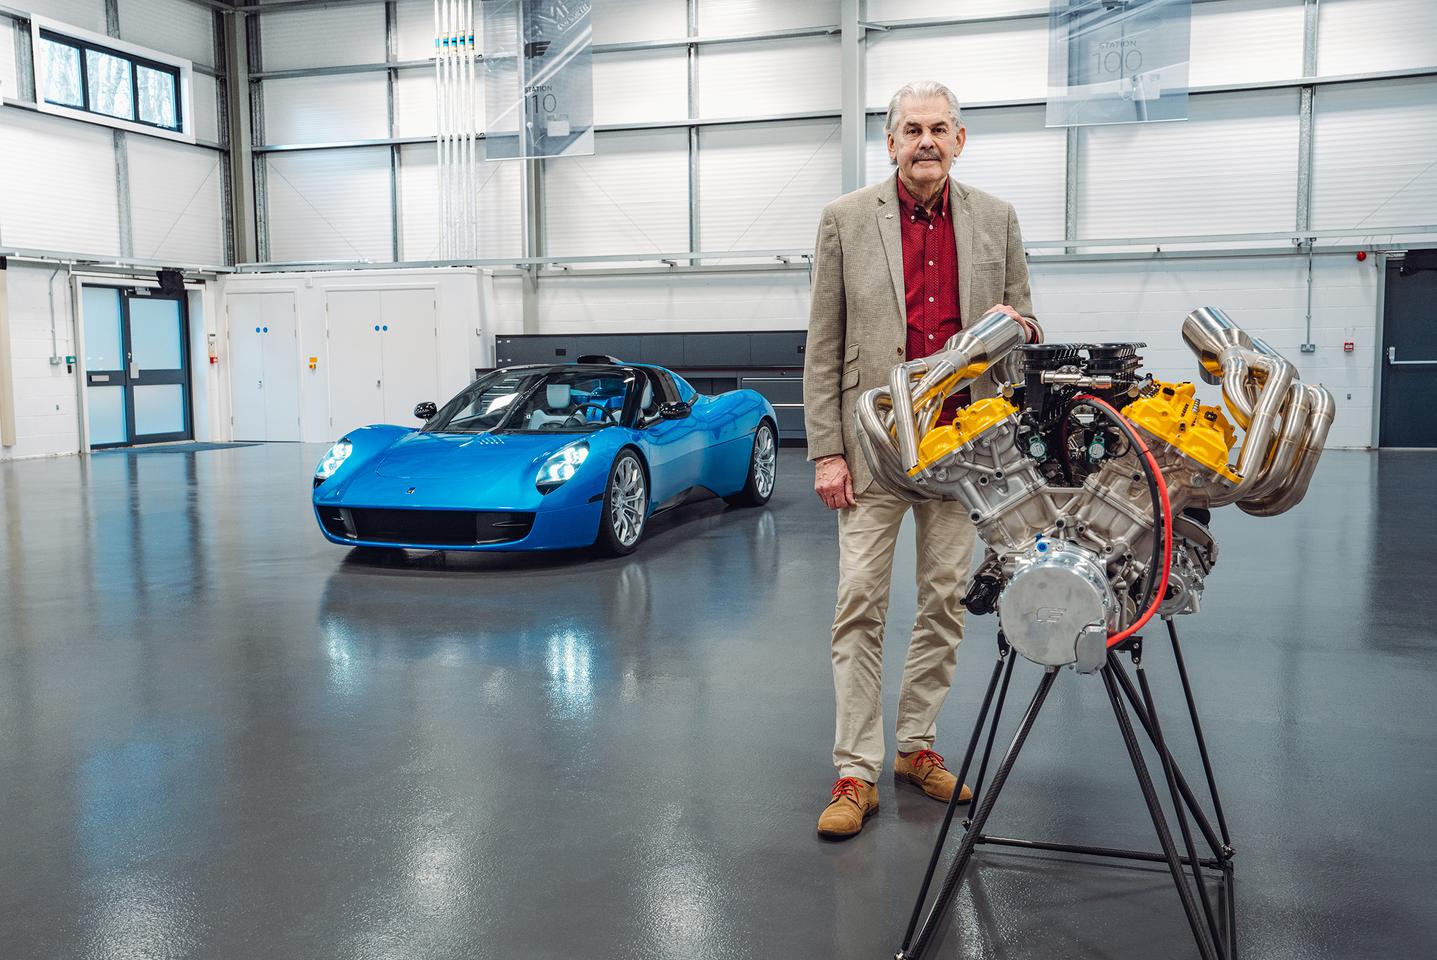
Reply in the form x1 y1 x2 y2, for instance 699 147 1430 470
526 383 575 429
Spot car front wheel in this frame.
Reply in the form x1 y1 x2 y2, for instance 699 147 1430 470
596 451 648 555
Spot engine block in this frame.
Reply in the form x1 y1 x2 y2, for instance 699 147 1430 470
857 307 1335 673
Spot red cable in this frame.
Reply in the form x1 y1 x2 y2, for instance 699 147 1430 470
1074 394 1172 648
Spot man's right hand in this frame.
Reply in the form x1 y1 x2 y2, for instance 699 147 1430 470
814 455 856 510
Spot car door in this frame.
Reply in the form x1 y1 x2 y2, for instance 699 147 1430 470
653 370 708 497
633 369 694 507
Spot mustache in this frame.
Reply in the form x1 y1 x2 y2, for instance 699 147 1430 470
914 151 941 160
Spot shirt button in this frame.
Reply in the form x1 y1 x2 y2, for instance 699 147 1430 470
928 260 934 266
928 296 934 302
928 334 934 340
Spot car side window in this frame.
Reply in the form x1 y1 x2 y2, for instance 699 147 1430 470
637 372 665 426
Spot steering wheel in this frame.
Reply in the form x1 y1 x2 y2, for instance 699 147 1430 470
562 402 619 427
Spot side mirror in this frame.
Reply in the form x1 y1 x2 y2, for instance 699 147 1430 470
414 401 437 420
659 400 691 420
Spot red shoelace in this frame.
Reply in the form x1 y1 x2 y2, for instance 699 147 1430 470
908 749 947 771
831 777 867 802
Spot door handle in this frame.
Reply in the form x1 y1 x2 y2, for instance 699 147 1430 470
1387 347 1437 366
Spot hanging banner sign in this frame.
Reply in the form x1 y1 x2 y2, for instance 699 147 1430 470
1046 0 1192 127
484 0 595 160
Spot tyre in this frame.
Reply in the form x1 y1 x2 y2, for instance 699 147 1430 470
596 450 649 555
725 420 777 507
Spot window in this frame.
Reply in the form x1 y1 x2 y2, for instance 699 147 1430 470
39 36 83 107
41 30 179 131
30 19 192 143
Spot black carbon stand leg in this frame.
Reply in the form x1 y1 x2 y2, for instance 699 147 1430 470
966 650 1017 815
1136 656 1225 958
899 647 1010 954
1102 659 1219 960
1167 619 1233 851
1109 657 1226 859
1225 862 1238 960
898 667 1059 960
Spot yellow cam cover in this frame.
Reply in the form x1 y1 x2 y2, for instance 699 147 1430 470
1122 381 1240 482
913 397 1019 475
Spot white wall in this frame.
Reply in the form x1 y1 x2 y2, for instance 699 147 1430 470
0 0 225 261
1031 254 1378 450
5 0 1429 459
215 269 490 444
248 0 1437 264
1 262 83 459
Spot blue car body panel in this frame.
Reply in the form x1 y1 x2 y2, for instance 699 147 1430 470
313 364 777 551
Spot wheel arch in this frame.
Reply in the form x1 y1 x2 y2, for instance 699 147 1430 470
613 443 652 497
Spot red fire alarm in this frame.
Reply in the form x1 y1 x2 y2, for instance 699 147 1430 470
1356 250 1368 262
1344 341 1355 352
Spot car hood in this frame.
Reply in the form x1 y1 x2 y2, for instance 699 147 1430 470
371 430 586 480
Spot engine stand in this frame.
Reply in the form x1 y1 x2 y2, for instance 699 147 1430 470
894 619 1237 960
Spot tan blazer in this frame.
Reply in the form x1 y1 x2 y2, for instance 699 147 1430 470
802 174 1036 496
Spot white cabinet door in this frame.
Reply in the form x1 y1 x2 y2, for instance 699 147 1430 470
260 294 301 441
325 289 386 435
378 288 440 427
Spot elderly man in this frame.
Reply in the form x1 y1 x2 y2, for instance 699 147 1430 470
804 80 1041 839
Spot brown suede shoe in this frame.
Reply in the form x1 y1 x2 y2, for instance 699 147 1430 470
894 749 972 804
817 777 879 839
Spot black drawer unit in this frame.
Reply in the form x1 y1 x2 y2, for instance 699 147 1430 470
740 376 803 405
487 331 810 444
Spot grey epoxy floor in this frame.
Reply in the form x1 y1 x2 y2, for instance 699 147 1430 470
1 444 1434 960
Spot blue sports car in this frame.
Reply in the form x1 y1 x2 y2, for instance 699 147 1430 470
312 358 778 555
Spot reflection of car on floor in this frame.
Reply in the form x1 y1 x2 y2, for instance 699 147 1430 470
312 357 778 555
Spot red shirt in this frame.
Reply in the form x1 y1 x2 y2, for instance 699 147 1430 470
897 176 967 417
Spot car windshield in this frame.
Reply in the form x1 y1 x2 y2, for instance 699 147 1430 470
424 368 633 435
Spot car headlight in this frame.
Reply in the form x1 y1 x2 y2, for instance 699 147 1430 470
315 438 353 481
536 441 589 493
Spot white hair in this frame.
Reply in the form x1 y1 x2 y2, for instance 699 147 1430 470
884 80 963 136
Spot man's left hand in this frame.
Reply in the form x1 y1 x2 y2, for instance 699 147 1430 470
984 304 1042 344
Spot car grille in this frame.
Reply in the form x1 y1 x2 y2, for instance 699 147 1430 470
319 507 535 546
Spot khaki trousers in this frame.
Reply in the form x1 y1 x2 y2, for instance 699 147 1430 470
832 486 978 783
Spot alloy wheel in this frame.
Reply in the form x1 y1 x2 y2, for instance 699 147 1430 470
754 424 776 498
609 456 647 547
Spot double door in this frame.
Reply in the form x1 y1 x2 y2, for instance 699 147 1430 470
326 288 439 436
84 287 192 448
228 292 301 442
